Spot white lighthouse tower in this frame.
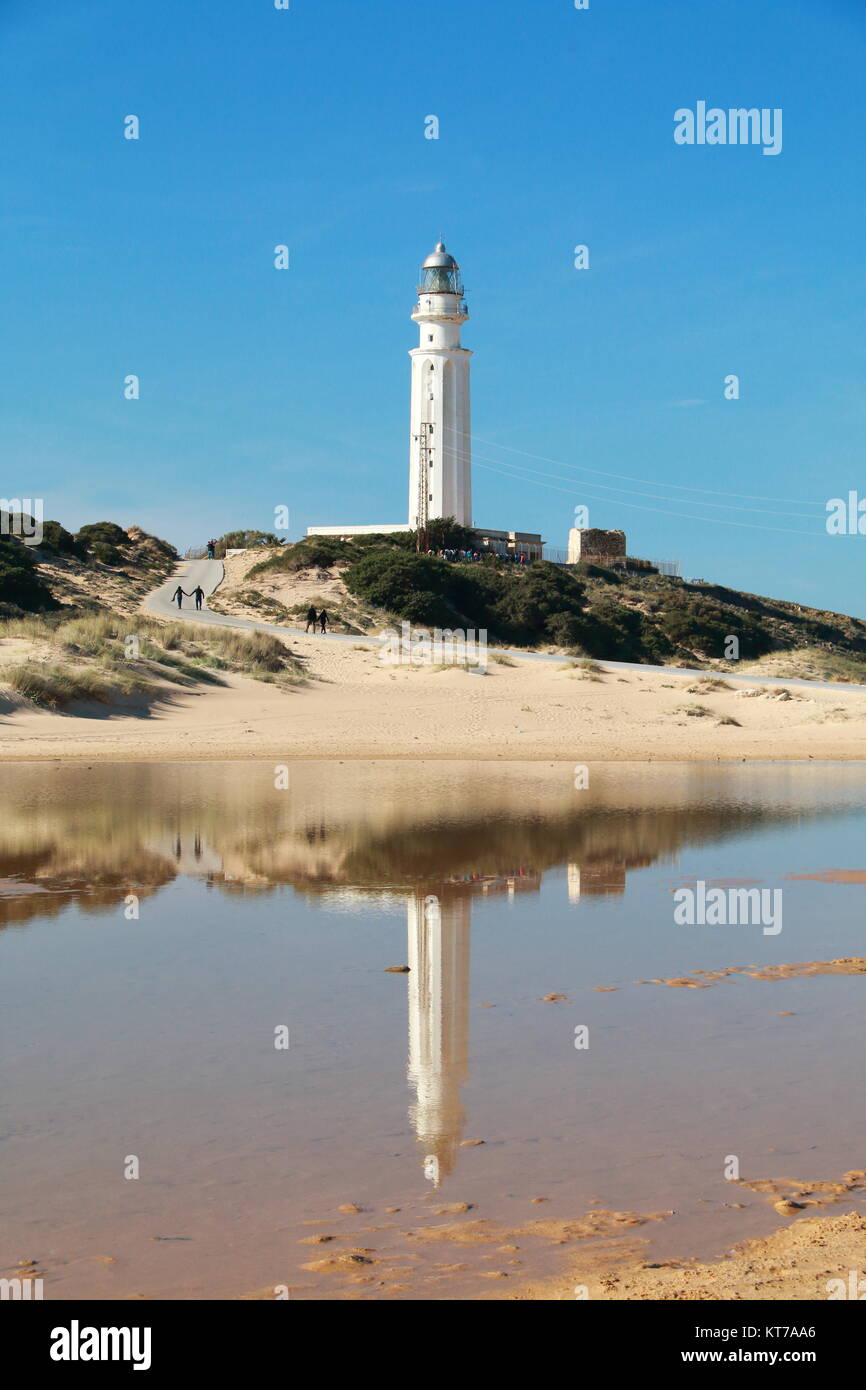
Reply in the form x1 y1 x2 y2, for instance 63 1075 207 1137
307 240 543 556
408 243 472 531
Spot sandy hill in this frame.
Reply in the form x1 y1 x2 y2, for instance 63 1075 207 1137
212 535 866 683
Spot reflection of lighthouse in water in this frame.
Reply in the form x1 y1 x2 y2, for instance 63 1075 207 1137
406 893 471 1187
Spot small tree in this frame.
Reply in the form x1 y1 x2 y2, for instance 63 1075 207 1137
217 530 283 554
40 521 89 561
76 522 129 550
413 516 477 552
0 536 59 611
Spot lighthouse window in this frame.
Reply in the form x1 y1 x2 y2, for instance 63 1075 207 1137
428 335 433 342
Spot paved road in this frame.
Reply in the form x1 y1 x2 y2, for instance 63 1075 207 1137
145 559 254 630
143 559 866 693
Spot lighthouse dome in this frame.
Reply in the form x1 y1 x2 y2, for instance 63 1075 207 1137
422 242 459 269
419 242 463 295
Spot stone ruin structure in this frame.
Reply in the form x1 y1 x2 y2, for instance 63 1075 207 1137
567 527 627 567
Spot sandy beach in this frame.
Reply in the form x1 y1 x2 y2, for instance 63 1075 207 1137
2 630 866 763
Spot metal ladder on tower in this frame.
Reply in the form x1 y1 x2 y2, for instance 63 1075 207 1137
415 421 432 552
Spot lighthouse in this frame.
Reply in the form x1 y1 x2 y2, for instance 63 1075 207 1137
408 243 472 530
307 240 543 558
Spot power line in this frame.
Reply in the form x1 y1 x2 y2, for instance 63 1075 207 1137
440 423 821 507
470 448 823 520
474 459 825 537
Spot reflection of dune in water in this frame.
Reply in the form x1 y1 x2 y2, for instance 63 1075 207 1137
0 842 176 929
1 761 864 929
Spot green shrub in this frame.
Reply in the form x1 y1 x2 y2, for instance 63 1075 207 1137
571 561 621 585
345 550 473 627
0 537 59 611
249 536 352 575
576 597 673 663
414 517 477 551
660 597 774 659
76 521 129 549
218 529 283 551
487 562 585 642
90 542 124 566
39 521 89 561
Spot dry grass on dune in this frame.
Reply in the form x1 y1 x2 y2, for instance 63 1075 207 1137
738 646 866 685
5 663 147 710
560 657 605 681
686 676 734 693
0 612 305 709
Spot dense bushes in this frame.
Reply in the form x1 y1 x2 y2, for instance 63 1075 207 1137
342 549 782 662
0 537 59 611
570 561 621 585
344 551 471 626
486 562 587 645
90 542 125 566
576 598 674 662
54 522 175 571
418 518 477 551
659 596 774 659
76 521 129 549
250 531 414 577
344 553 597 646
39 521 89 561
218 529 284 551
250 536 351 575
72 522 129 567
0 518 177 612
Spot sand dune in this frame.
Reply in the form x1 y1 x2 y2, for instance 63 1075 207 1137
2 633 866 762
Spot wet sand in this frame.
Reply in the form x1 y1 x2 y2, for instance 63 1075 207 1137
517 1210 866 1302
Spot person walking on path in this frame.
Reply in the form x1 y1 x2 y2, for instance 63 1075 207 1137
191 585 205 611
319 609 329 634
172 585 187 610
305 604 318 633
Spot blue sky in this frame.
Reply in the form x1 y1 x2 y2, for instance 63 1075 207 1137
2 0 865 614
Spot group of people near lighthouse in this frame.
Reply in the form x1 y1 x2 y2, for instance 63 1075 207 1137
424 546 528 565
